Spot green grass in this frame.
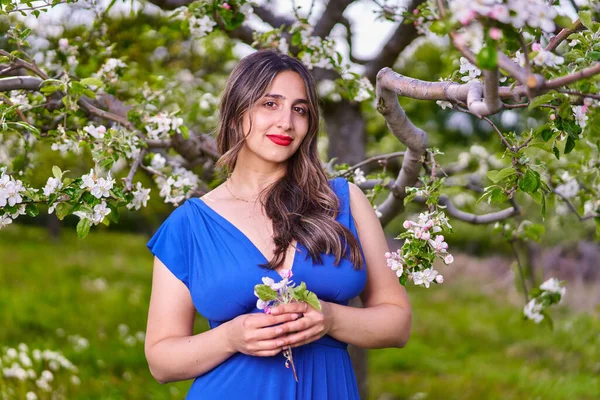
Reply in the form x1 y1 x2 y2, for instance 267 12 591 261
1 225 598 399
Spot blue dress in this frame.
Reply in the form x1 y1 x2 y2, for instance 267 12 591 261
147 177 366 399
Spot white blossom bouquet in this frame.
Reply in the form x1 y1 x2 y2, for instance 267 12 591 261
254 269 321 382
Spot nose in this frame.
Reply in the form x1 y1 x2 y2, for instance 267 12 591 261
276 107 293 132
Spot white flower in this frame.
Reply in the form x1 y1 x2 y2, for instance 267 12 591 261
317 79 336 97
413 268 438 288
353 168 366 184
532 49 564 68
189 15 216 38
0 171 26 207
353 77 373 102
0 214 13 229
435 274 444 284
459 57 481 82
444 254 454 265
385 250 404 277
41 370 53 381
436 100 453 110
572 105 588 129
277 37 289 54
555 180 579 199
523 299 544 323
127 182 151 211
43 177 63 197
240 3 253 16
80 169 114 199
83 125 107 140
91 201 111 224
26 392 37 400
539 277 566 297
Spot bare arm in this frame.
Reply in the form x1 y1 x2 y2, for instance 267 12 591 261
145 257 299 383
271 182 412 349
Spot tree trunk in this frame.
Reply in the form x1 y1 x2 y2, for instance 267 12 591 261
323 100 366 165
323 99 368 398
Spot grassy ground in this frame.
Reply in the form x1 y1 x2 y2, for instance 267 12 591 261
0 225 598 399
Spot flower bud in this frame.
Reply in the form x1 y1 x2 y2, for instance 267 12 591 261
435 275 444 284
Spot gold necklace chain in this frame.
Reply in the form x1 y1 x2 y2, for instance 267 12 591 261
225 179 259 203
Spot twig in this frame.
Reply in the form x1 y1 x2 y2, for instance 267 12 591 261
556 89 600 101
124 149 146 191
546 19 583 52
552 187 600 221
343 151 405 175
509 239 530 303
482 116 514 151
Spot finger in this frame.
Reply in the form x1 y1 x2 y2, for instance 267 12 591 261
270 302 309 316
278 326 324 348
253 347 283 357
246 312 300 329
271 316 314 336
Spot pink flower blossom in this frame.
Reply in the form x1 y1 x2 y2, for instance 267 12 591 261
489 28 502 40
532 43 542 52
280 268 293 279
444 254 454 264
459 9 477 25
403 220 413 229
221 3 231 9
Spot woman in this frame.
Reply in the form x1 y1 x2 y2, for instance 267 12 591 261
145 50 411 399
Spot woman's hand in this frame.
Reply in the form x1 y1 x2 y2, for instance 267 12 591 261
225 312 301 357
268 301 334 348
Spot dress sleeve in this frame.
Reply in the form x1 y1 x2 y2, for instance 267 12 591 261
146 203 191 288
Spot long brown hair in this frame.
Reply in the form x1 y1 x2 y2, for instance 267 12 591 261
216 50 363 269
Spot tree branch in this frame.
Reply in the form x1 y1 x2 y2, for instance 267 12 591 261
376 67 429 226
544 62 600 90
365 0 425 82
437 195 520 223
313 0 355 38
124 148 146 191
546 19 584 52
0 76 43 92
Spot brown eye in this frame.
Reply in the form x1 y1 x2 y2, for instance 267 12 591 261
265 101 277 108
294 107 307 115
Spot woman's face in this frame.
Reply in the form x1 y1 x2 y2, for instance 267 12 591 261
238 70 310 168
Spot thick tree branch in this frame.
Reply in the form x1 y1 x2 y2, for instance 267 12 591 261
376 67 428 226
253 5 295 28
313 0 355 38
0 76 43 92
437 195 520 223
365 0 425 82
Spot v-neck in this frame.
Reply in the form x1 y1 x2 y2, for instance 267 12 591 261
191 198 299 278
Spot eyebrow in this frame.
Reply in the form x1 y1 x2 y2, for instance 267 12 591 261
264 93 309 105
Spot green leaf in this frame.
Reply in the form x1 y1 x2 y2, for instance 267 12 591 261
539 127 555 142
80 77 104 88
54 202 71 220
564 136 576 154
254 284 278 301
528 93 559 111
180 125 189 140
76 218 91 239
486 167 516 183
552 145 560 160
476 44 497 70
541 194 546 220
52 166 62 179
25 203 39 217
291 31 302 47
305 291 321 311
589 51 600 61
518 169 540 194
579 11 593 31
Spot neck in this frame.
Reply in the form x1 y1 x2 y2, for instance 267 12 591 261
229 154 287 197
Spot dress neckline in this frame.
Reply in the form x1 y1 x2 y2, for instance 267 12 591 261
190 197 299 279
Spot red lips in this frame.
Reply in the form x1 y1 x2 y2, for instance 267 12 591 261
266 135 293 146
